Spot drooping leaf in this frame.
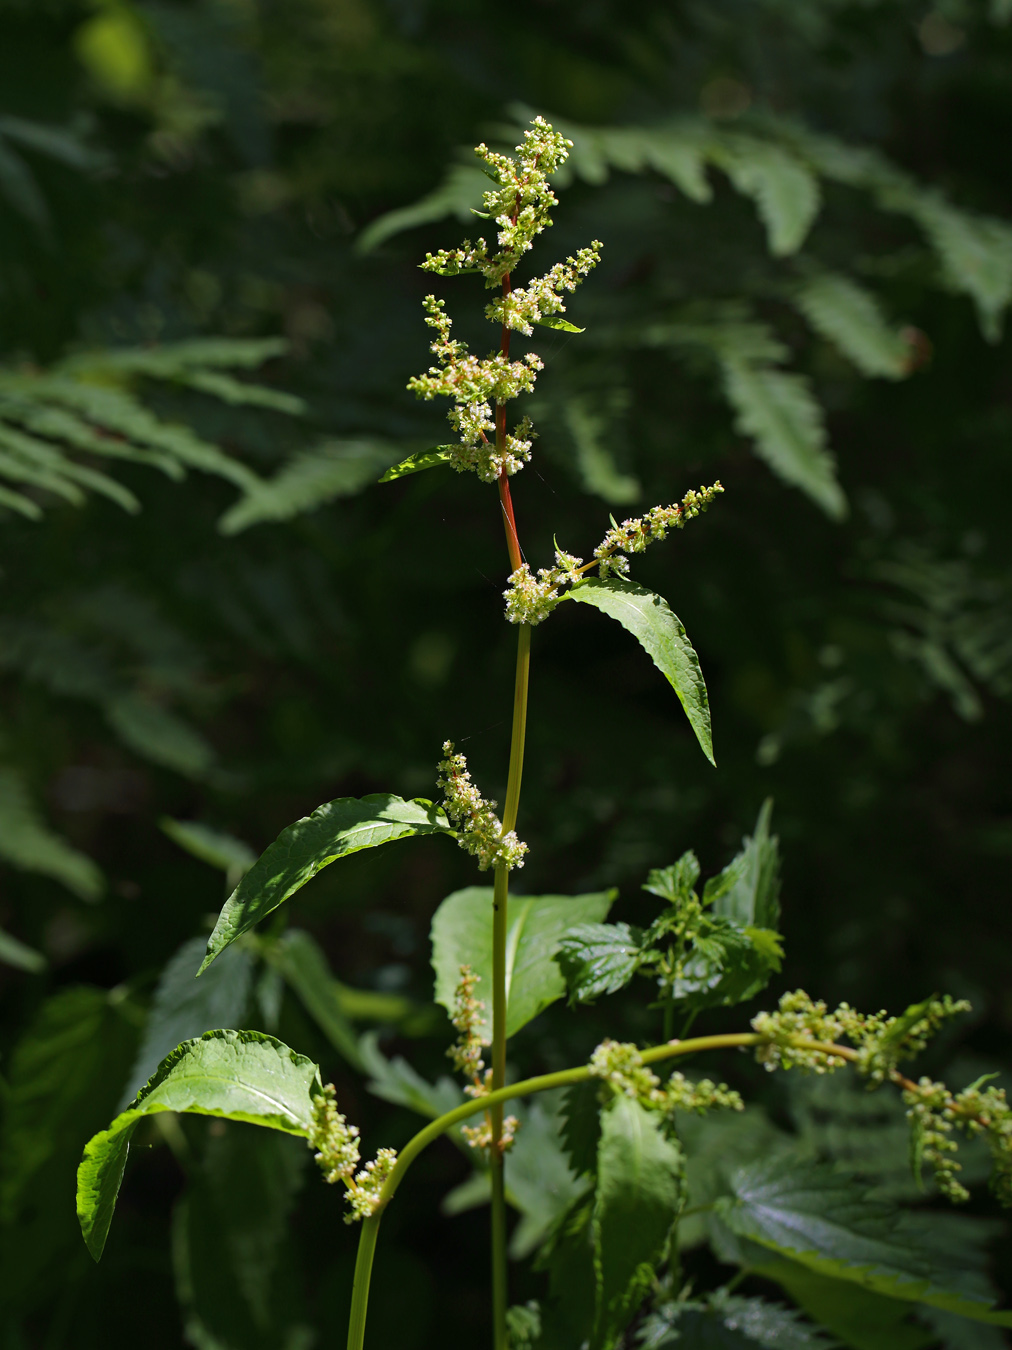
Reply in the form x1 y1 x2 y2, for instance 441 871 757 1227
200 794 453 973
358 1029 464 1118
0 925 46 973
715 1158 1012 1325
172 1124 311 1350
219 438 402 533
77 1029 322 1261
561 397 641 505
105 691 215 778
262 928 362 1067
705 799 781 931
378 445 455 482
431 886 615 1041
160 817 256 889
556 922 644 1004
0 763 103 899
356 161 489 252
794 273 910 379
719 356 847 520
566 578 714 764
592 1095 685 1349
119 936 256 1107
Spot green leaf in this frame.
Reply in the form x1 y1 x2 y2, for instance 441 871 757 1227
160 817 256 889
669 917 782 1009
566 577 714 764
507 1099 592 1259
715 1158 1012 1326
640 1294 835 1349
120 936 256 1107
77 1029 322 1261
0 925 46 973
794 273 910 380
556 922 644 1004
219 438 402 533
378 445 455 482
200 793 453 973
358 1028 464 1118
644 850 701 904
592 1095 685 1349
717 136 821 256
262 928 362 1067
561 1078 604 1177
173 1124 311 1350
0 764 103 899
705 800 781 930
904 193 1012 343
431 886 615 1040
355 161 489 252
719 356 847 520
535 315 585 333
105 692 215 778
562 397 641 505
0 140 49 232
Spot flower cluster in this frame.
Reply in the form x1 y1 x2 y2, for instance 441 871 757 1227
903 1075 1012 1205
485 244 603 336
406 297 543 481
345 1149 399 1223
436 741 528 870
308 1084 400 1222
461 1112 519 1153
448 964 487 1086
593 483 725 580
588 1040 742 1115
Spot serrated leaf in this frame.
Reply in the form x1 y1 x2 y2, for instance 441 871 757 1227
431 886 615 1041
639 1294 835 1349
535 315 585 333
592 1095 685 1349
0 764 103 899
715 1158 1012 1326
719 356 847 520
219 438 401 533
562 1079 603 1178
566 577 715 764
706 800 781 930
718 136 821 256
794 273 910 379
378 445 455 483
644 850 701 904
0 924 46 973
507 1099 592 1259
262 929 362 1067
201 794 453 972
77 1029 322 1261
906 194 1012 342
120 936 256 1107
173 1125 311 1350
556 922 644 1004
358 1029 464 1118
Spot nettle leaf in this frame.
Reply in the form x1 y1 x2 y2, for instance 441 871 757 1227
670 917 782 1009
640 1294 834 1349
120 935 256 1107
431 886 615 1040
262 928 362 1067
561 1079 604 1178
592 1095 685 1350
77 1029 322 1261
506 1099 592 1259
566 578 714 764
794 273 911 380
174 1125 311 1350
644 849 701 904
535 314 585 333
359 1029 464 1119
705 799 781 931
556 921 644 1004
719 356 847 521
715 1158 1012 1326
379 445 455 482
200 793 453 973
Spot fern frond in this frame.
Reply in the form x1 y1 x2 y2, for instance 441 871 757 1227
219 438 402 534
0 764 103 900
793 272 911 379
712 134 821 256
357 161 490 253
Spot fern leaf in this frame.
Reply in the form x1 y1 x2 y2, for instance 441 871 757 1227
0 422 139 512
219 438 402 534
0 426 85 504
180 370 305 414
0 482 42 519
905 194 1012 342
720 356 847 519
357 162 489 253
0 764 103 899
794 273 911 379
0 399 184 479
716 135 821 256
62 336 289 374
561 398 641 504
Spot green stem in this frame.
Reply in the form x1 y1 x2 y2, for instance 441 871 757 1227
347 1213 381 1350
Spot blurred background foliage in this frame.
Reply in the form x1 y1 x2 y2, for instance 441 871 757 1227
1 0 1012 1346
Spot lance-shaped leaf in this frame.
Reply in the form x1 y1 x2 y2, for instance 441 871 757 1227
592 1095 685 1349
431 886 615 1042
262 928 362 1068
200 794 453 973
557 922 645 1004
379 445 455 482
565 578 714 764
77 1029 321 1261
715 1158 1012 1326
